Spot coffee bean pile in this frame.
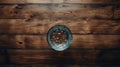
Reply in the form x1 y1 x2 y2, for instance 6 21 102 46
51 30 67 45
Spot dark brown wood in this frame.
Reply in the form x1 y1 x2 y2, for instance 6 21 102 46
0 50 5 55
0 19 45 34
0 64 100 67
0 4 113 19
0 35 120 49
65 0 113 4
52 5 113 20
0 5 51 19
8 49 99 64
113 0 120 4
0 55 6 64
42 35 120 48
0 19 120 35
0 0 120 66
47 20 120 35
0 0 117 4
114 5 120 19
0 35 42 48
0 0 64 3
0 0 114 4
7 49 120 64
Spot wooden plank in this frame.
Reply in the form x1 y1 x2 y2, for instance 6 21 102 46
0 35 120 49
114 5 120 19
0 0 113 4
46 20 120 35
0 19 120 35
42 35 120 48
0 64 101 67
0 19 47 34
52 5 113 19
0 4 52 19
0 65 119 67
0 4 113 19
65 0 113 4
8 49 120 64
0 0 64 3
8 49 99 64
0 35 42 48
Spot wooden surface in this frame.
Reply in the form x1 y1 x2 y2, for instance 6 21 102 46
0 19 120 34
0 35 120 49
0 0 120 67
0 4 113 19
0 0 114 4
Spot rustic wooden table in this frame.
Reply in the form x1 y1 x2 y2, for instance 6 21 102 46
0 0 120 67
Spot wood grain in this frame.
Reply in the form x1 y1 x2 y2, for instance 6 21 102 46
8 49 99 64
0 35 120 49
114 5 120 19
0 0 64 3
65 0 113 4
0 0 119 66
0 64 101 67
0 0 114 4
0 4 113 19
0 35 42 48
0 19 120 34
7 49 120 64
42 35 120 48
0 4 52 19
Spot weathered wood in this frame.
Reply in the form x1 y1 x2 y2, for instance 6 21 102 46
0 64 101 67
42 35 120 48
0 5 52 19
0 0 64 3
0 35 42 48
65 0 113 4
8 49 99 64
114 5 120 19
47 20 120 35
0 19 120 34
0 35 120 49
0 19 47 34
0 4 113 19
0 0 114 4
0 0 119 66
52 5 113 19
7 49 120 64
95 49 120 66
